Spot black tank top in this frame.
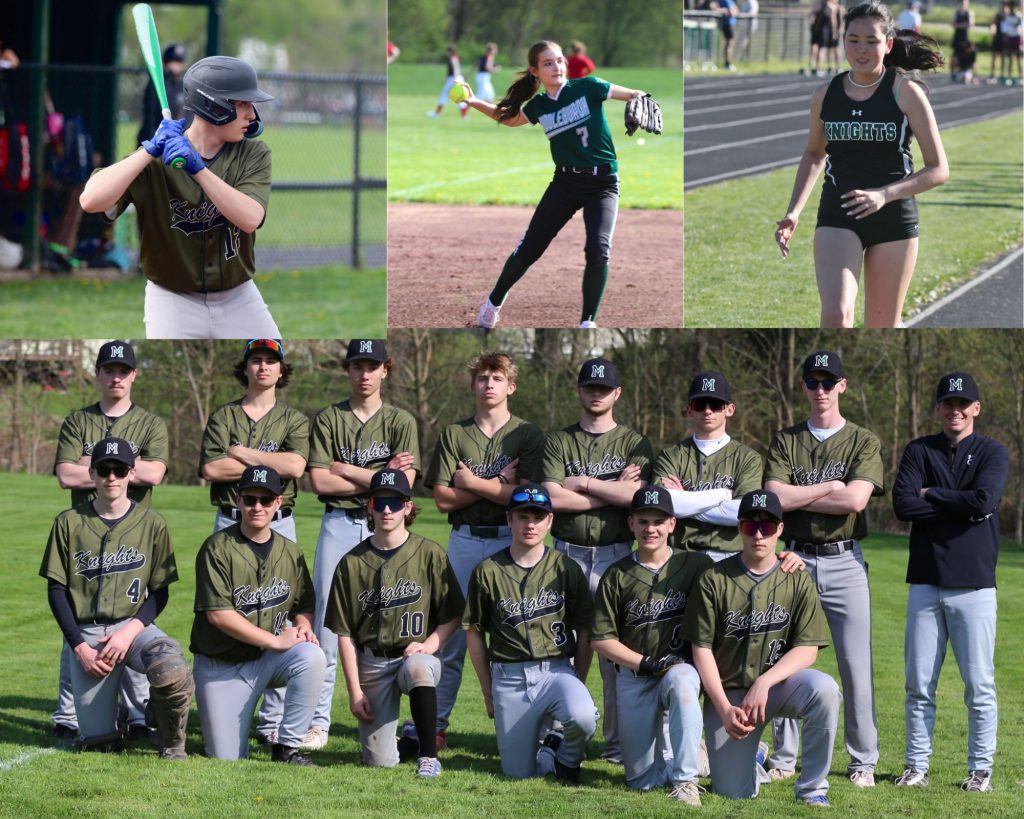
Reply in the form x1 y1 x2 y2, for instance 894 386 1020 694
820 70 914 193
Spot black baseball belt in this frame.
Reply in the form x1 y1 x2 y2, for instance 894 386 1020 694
454 525 505 539
557 164 614 175
220 506 293 521
361 645 405 659
789 539 855 557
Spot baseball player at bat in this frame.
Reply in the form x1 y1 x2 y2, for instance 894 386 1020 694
40 437 193 759
79 56 278 339
50 340 168 743
324 469 464 779
465 484 598 781
424 351 545 749
653 371 764 562
892 372 1009 793
541 357 653 764
190 465 324 764
763 350 884 787
306 339 420 750
683 490 840 807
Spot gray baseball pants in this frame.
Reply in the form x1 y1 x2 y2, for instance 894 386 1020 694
54 642 148 731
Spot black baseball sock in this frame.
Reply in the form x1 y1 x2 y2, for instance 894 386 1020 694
488 253 530 306
580 263 609 323
409 687 438 758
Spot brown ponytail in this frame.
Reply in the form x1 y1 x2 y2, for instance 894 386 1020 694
495 40 561 122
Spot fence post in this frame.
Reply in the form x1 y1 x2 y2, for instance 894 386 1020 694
352 79 363 270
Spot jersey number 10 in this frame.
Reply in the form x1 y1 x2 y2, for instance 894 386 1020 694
399 611 425 638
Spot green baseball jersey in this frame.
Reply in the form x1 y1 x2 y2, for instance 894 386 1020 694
199 399 309 510
424 415 545 527
39 502 177 622
464 547 594 663
541 423 653 546
592 550 714 658
763 421 885 543
682 557 830 689
308 401 420 511
652 437 763 553
522 77 617 171
54 403 169 508
323 534 464 654
108 138 271 292
190 524 315 662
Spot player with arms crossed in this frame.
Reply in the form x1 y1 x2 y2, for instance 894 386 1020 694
424 351 544 749
41 437 192 759
325 469 464 779
763 350 884 788
683 490 840 807
80 56 278 338
465 484 598 781
891 372 1009 793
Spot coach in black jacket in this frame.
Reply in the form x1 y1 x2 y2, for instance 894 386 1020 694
891 371 1008 794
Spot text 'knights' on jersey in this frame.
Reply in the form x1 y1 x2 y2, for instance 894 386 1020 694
523 77 618 172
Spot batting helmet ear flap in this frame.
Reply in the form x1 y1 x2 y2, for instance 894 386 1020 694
244 107 264 138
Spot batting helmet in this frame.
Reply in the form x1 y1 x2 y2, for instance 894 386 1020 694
183 56 274 136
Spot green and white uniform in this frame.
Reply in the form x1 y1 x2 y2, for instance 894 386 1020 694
523 77 617 172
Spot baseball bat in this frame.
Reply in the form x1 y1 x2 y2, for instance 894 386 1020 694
132 3 185 169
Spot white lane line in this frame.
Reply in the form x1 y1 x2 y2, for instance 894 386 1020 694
389 162 551 197
0 748 57 770
684 109 807 132
685 155 804 188
906 247 1024 326
684 80 822 101
686 127 807 155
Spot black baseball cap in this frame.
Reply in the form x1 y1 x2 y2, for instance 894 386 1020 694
578 357 620 388
802 350 844 379
90 436 136 468
346 339 388 363
96 341 136 370
369 468 412 498
237 465 283 495
243 338 284 361
936 371 979 403
737 490 784 522
688 370 732 402
629 486 674 516
507 482 553 513
163 44 186 63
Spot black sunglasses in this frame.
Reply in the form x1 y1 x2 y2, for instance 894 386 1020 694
689 398 727 412
94 463 130 478
804 378 839 392
241 494 275 508
372 496 407 512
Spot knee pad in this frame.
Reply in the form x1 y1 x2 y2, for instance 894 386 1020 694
141 637 190 689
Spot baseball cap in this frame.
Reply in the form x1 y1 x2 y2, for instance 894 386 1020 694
688 370 732 402
737 490 784 522
507 482 553 513
96 340 136 370
936 371 979 403
163 44 186 63
630 486 674 516
578 357 620 388
346 339 388 363
243 338 284 361
90 436 136 467
369 468 413 498
237 465 283 495
802 350 844 379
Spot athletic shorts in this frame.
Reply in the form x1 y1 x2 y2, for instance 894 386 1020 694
1005 36 1022 54
816 187 919 248
720 20 736 40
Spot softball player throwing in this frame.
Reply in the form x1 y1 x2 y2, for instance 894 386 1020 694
324 469 464 778
459 40 650 329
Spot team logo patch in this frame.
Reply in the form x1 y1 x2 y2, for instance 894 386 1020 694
360 341 373 354
252 469 268 483
358 578 422 612
949 377 963 392
644 490 661 506
498 589 564 627
106 442 119 455
461 453 515 478
74 545 146 581
234 577 292 615
340 441 392 468
751 494 767 508
624 590 688 628
791 458 848 485
815 354 829 368
110 346 124 358
564 453 628 478
723 603 791 639
591 364 605 379
702 377 715 392
380 472 395 486
537 96 593 139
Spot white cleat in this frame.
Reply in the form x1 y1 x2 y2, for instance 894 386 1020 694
426 111 439 118
477 299 501 329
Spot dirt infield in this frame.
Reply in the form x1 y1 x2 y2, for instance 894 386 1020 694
387 203 682 328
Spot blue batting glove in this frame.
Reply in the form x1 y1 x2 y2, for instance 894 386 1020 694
141 118 185 157
162 134 206 175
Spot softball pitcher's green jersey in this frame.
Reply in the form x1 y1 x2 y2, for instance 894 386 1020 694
307 401 420 511
424 415 545 527
323 534 464 654
682 557 829 689
190 524 315 663
199 399 309 510
522 77 617 172
652 437 763 553
54 403 169 508
763 421 885 543
39 502 177 622
108 138 270 293
592 551 713 658
541 423 653 546
464 547 594 663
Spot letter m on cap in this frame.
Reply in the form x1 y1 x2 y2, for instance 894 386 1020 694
752 494 767 508
110 345 124 358
360 341 373 353
106 442 119 455
381 472 395 485
815 355 828 368
949 377 963 392
645 490 660 506
253 469 268 483
702 378 715 392
592 364 605 379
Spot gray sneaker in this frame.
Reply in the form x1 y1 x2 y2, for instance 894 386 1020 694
961 770 992 792
417 756 442 779
895 768 929 788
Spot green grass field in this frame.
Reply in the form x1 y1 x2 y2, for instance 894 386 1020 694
684 111 1024 327
1 472 1022 816
388 64 682 210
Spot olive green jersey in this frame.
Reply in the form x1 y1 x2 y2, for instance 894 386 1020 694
198 399 309 510
541 423 653 546
464 547 594 663
54 403 169 508
592 551 713 659
39 502 177 622
763 421 885 543
424 415 545 527
682 556 829 689
308 401 420 511
652 437 763 553
323 534 464 654
190 524 315 662
522 77 617 172
108 138 271 292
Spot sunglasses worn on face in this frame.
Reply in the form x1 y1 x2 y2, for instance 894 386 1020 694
689 399 727 412
95 464 130 478
739 519 780 536
372 496 407 512
241 494 275 508
804 378 838 392
511 489 550 506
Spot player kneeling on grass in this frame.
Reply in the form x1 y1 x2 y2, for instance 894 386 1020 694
324 468 464 779
682 490 840 807
40 437 192 759
465 484 597 782
190 465 324 765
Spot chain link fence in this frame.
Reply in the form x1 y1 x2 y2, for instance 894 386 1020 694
684 12 811 70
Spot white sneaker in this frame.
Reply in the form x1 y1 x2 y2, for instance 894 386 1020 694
477 298 501 329
894 768 929 787
961 770 992 792
426 111 438 118
768 767 796 781
417 756 442 778
579 320 597 329
849 770 875 788
669 781 704 805
298 725 329 750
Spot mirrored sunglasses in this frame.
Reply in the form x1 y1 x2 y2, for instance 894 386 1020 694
738 519 780 536
372 496 407 512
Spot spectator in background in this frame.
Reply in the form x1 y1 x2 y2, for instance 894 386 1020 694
717 0 740 70
805 0 828 75
951 0 975 80
475 43 500 102
1001 1 1022 79
136 44 186 149
427 45 468 119
897 1 923 33
988 1 1008 80
567 40 595 79
822 0 844 74
387 41 400 65
739 0 760 61
0 38 20 70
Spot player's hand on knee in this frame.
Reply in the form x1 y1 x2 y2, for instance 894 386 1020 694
95 629 135 665
162 134 206 175
350 693 375 721
741 680 771 725
722 705 754 740
141 117 185 157
74 642 114 678
777 551 806 574
386 451 415 471
270 626 304 651
841 187 888 219
295 623 319 646
775 215 799 258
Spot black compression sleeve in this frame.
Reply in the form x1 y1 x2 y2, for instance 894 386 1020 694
47 582 84 648
135 586 169 626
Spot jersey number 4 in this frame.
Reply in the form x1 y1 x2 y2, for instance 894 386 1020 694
399 611 425 638
126 578 142 604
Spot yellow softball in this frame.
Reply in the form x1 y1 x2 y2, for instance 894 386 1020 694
449 83 469 103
